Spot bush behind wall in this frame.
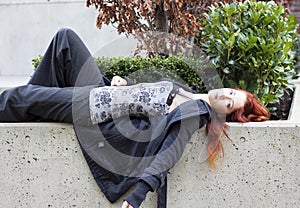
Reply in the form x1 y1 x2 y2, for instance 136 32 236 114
32 55 209 93
199 0 299 105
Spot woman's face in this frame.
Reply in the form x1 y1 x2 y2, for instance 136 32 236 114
208 88 247 115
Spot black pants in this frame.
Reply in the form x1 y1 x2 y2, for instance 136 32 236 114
0 28 107 123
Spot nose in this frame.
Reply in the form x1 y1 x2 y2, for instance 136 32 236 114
220 95 226 100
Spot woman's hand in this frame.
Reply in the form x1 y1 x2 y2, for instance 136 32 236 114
111 76 127 86
121 201 133 208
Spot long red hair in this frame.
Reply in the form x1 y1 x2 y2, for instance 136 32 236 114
205 89 270 167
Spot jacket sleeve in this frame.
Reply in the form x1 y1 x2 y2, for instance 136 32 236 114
124 110 210 207
124 181 152 208
99 75 111 86
141 115 203 190
122 76 135 86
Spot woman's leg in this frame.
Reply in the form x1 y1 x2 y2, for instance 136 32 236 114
0 29 106 122
28 28 107 87
0 84 93 123
0 85 71 122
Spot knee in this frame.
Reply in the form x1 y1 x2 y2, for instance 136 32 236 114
58 27 73 34
55 28 77 39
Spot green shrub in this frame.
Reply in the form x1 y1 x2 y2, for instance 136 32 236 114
32 55 43 70
33 55 210 93
96 55 209 92
199 0 298 105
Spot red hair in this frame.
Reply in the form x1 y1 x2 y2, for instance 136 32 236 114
205 89 270 168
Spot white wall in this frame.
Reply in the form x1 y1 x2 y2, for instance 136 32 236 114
0 0 137 77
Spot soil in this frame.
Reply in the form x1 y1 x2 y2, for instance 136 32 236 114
267 88 294 120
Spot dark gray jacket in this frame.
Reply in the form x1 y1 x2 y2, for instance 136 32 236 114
0 79 211 205
74 97 211 203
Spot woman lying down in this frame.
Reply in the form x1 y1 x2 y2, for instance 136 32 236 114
0 28 270 208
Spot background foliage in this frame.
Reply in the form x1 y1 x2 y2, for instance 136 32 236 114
33 0 299 119
200 0 298 105
86 0 242 56
86 0 295 37
86 0 296 56
33 55 211 92
95 55 209 92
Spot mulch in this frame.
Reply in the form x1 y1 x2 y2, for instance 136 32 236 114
267 88 294 120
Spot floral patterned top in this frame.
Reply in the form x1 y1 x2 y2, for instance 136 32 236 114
89 81 174 124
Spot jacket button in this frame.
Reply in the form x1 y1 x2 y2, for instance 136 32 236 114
98 142 105 148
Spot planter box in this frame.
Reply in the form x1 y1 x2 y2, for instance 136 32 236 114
0 80 299 207
289 79 300 121
0 123 299 207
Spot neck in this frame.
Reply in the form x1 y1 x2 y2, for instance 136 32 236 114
177 88 211 106
168 88 211 113
193 93 211 106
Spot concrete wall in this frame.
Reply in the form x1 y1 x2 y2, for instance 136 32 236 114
0 123 157 208
0 87 299 208
0 0 137 78
0 122 299 207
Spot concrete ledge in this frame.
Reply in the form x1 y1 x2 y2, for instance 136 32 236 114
0 122 299 207
0 123 157 208
0 79 299 207
175 121 300 208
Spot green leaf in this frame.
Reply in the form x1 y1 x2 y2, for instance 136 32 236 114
283 42 293 56
223 67 230 74
228 33 236 48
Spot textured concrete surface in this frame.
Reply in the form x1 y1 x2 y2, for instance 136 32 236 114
170 121 300 208
0 123 156 208
0 81 299 208
0 122 299 208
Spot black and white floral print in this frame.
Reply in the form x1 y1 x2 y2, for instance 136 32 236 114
89 81 173 124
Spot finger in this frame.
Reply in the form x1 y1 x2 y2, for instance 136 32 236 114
111 77 115 86
121 201 129 208
111 76 119 86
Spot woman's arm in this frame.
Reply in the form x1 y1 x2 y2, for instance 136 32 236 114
120 120 197 208
122 100 211 207
123 180 152 208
